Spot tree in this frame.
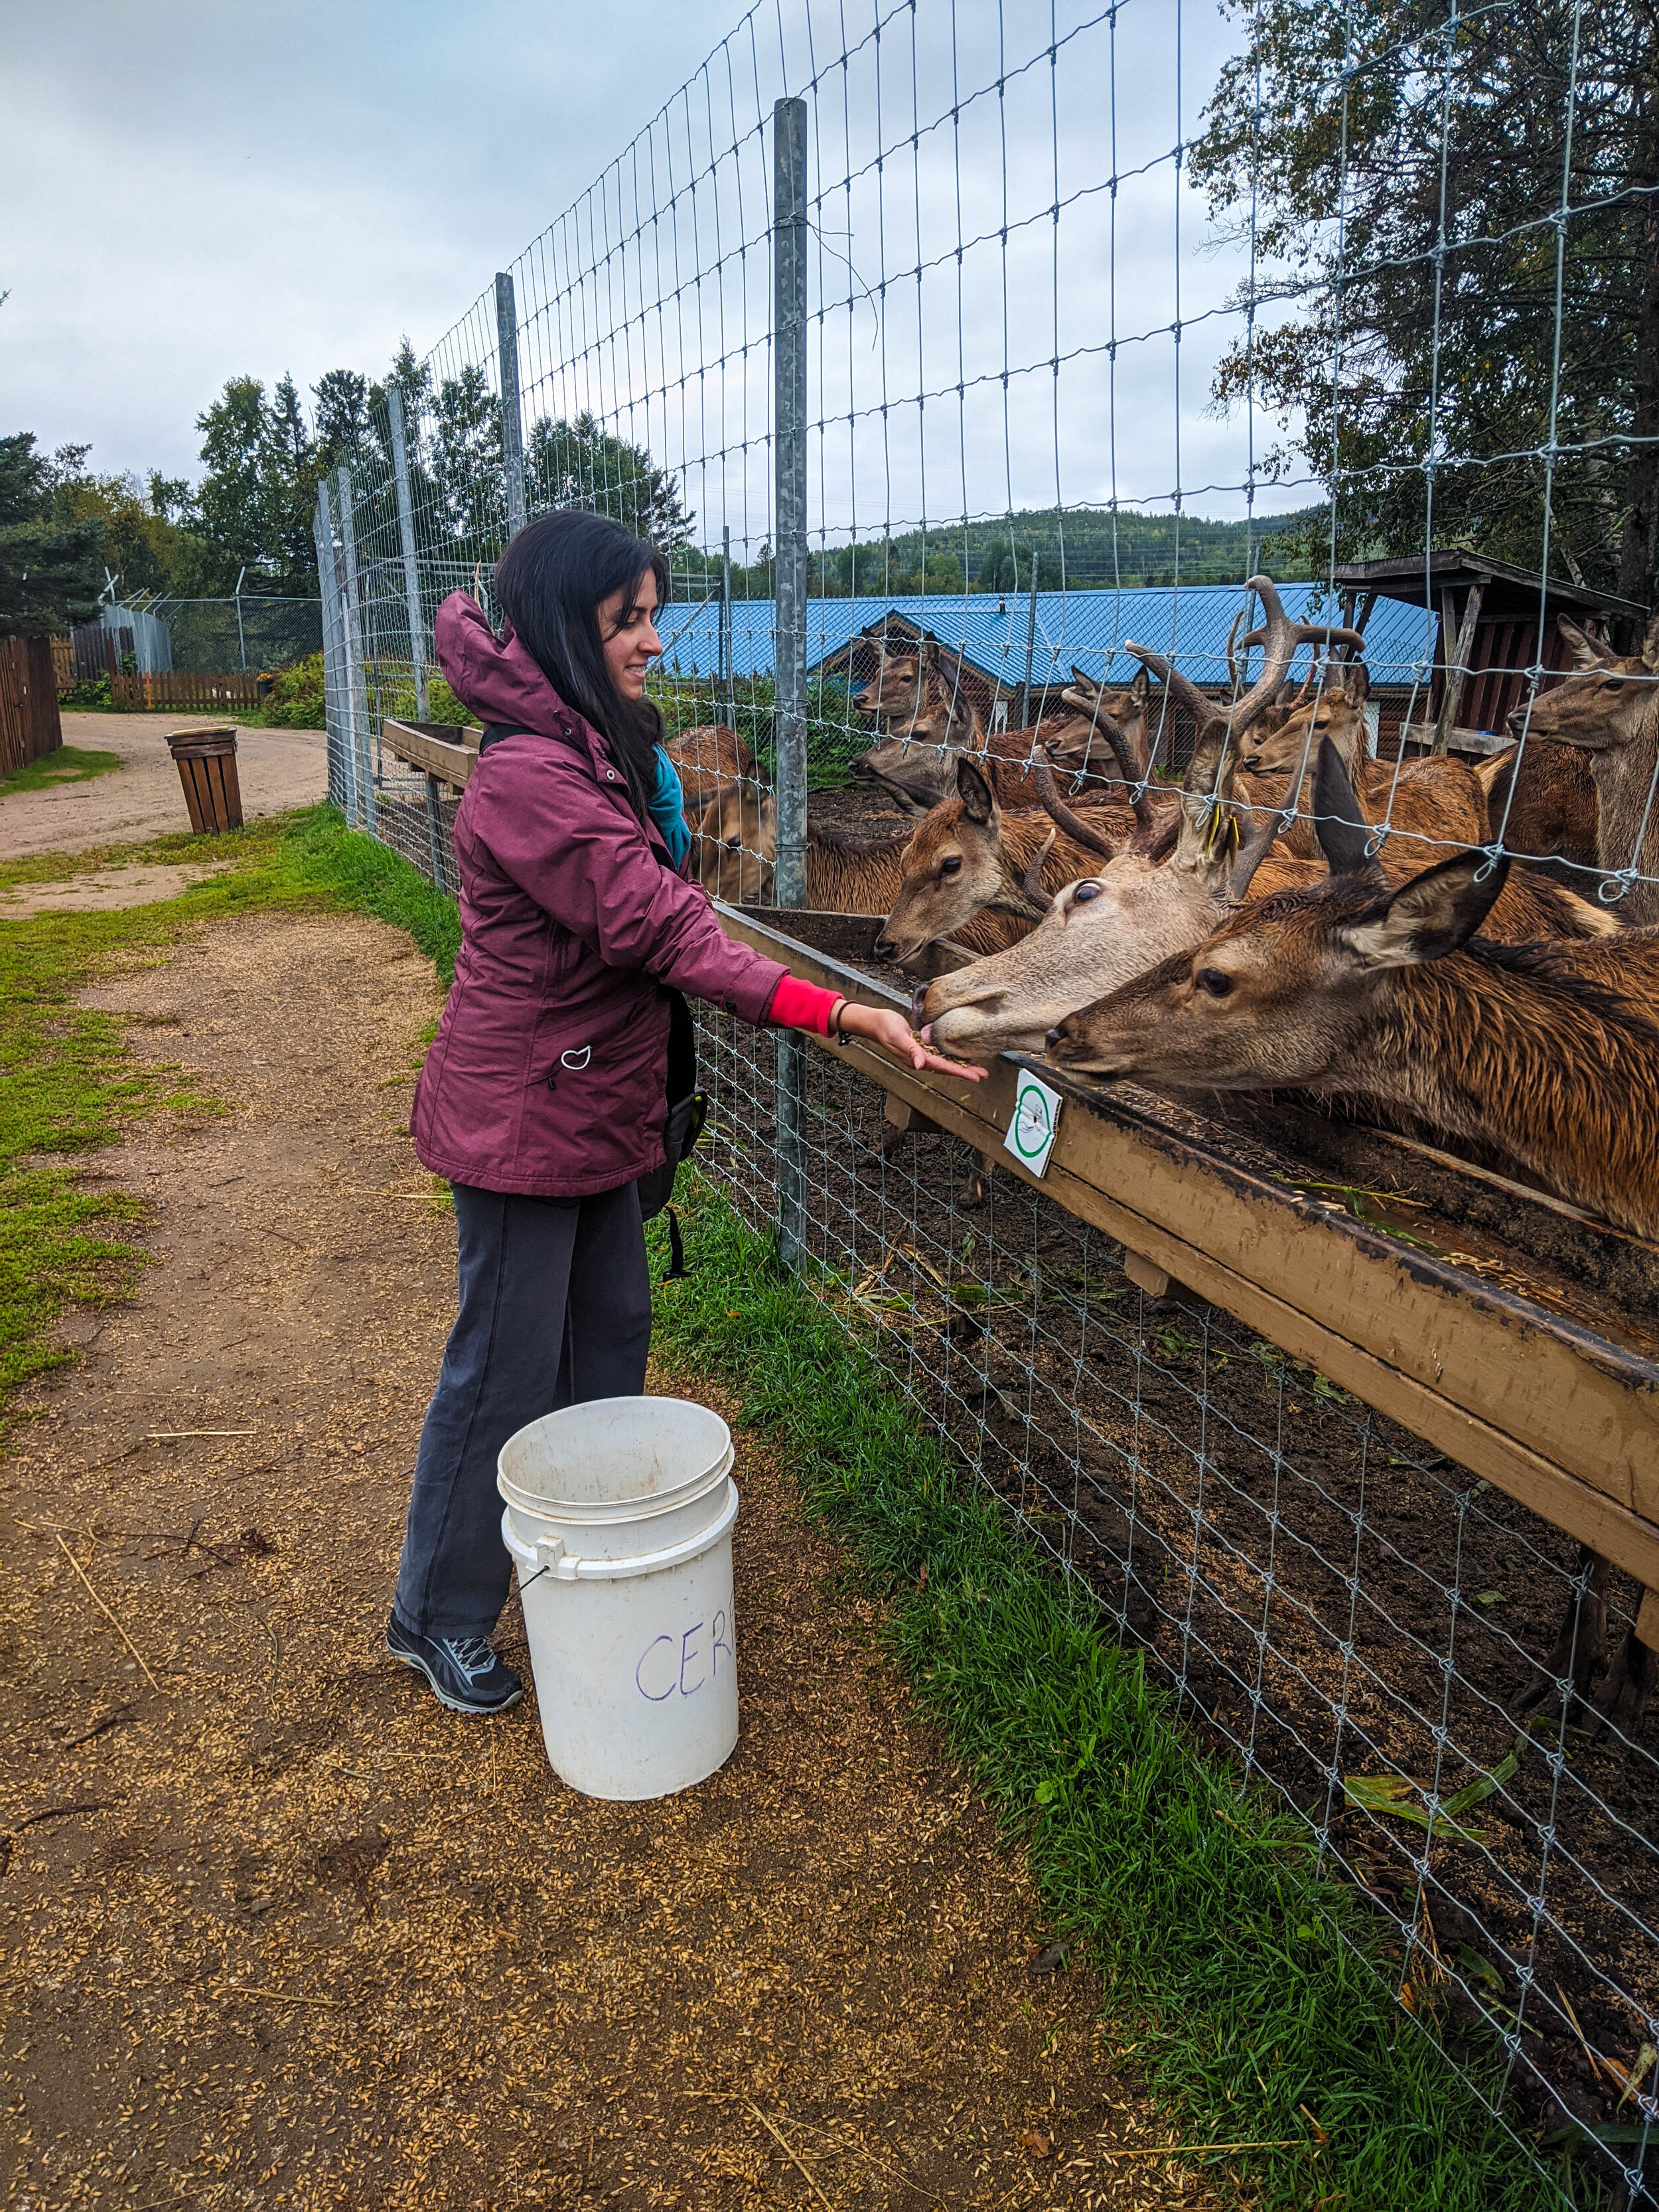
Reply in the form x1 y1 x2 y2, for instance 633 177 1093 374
977 542 1060 595
1191 0 1659 609
524 412 694 548
0 434 104 635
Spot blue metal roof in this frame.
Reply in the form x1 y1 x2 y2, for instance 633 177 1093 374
656 585 1438 694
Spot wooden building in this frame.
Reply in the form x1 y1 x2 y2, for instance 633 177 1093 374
1333 552 1647 757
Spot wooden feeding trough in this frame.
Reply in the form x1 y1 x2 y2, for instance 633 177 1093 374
713 901 1659 1667
165 724 244 834
379 719 482 891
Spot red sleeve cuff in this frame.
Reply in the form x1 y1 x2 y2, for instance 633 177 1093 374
765 974 841 1035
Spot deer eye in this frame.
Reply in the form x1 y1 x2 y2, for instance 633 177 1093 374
1072 881 1103 904
1603 677 1626 693
725 836 742 851
940 855 962 876
1196 966 1233 998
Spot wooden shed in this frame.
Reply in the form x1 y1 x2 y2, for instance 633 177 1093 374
1333 552 1647 757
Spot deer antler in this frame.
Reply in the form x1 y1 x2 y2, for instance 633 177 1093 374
1124 642 1217 731
1017 826 1058 917
1033 763 1116 860
1230 577 1365 701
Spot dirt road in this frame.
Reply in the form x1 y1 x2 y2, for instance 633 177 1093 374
0 887 1190 2211
0 713 326 857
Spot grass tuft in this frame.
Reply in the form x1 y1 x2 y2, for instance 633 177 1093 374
646 1179 1580 2212
0 744 127 800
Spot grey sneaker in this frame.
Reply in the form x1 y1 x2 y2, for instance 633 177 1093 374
386 1615 524 1715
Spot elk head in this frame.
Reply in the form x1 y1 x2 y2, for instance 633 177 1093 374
916 717 1287 1059
850 646 985 812
1045 738 1507 1090
693 784 776 904
1508 615 1659 756
1238 658 1370 779
1043 665 1156 781
852 647 924 727
1507 613 1659 922
873 757 1053 965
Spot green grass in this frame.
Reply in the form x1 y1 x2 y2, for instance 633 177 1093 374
643 1179 1587 2212
0 744 126 800
0 806 461 1426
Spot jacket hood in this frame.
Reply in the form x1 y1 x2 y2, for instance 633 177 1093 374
433 591 575 738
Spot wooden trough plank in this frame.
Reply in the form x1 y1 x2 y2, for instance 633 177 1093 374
712 904 1659 1593
380 719 478 790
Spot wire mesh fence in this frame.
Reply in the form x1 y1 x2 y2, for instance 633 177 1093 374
317 3 1659 2198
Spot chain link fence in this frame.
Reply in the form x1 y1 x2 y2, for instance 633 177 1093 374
313 5 1659 2199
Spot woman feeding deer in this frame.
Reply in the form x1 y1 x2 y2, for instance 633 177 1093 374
388 508 984 1717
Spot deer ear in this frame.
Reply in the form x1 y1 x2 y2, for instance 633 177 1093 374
1643 611 1659 674
1313 737 1381 881
1558 616 1607 670
956 756 996 824
1342 659 1370 703
1129 663 1150 703
1340 851 1509 969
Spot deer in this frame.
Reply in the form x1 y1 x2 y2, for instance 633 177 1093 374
873 756 1141 966
1500 612 1659 924
1043 736 1659 1731
693 782 1027 960
663 723 757 817
852 645 927 727
1474 739 1599 887
920 704 1615 1059
1141 647 1490 868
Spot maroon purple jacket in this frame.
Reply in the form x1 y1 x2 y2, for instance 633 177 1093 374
411 593 804 1197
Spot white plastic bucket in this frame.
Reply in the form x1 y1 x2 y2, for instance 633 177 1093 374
497 1396 739 1801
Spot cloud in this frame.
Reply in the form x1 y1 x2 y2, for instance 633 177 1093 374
3 0 1308 539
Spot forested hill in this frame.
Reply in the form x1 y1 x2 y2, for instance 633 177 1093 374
691 504 1327 597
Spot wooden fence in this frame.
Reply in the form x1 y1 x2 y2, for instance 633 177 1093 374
0 636 64 774
109 670 264 713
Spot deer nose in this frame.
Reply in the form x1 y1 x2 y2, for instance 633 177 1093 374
873 934 897 961
909 981 931 1021
1506 705 1526 737
1045 1021 1068 1048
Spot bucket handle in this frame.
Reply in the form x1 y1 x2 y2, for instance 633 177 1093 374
500 1483 739 1587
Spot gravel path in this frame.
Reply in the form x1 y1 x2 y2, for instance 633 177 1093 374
0 898 1197 2212
0 713 327 859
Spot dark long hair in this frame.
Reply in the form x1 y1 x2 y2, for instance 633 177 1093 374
492 510 668 820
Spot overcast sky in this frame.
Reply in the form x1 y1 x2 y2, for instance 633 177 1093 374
2 1 1287 539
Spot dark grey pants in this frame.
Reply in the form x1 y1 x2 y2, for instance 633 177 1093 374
393 1180 652 1639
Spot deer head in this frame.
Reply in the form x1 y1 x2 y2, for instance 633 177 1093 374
1043 666 1156 781
850 648 985 811
1507 613 1659 922
693 783 776 904
873 758 1060 964
852 647 925 725
1045 738 1507 1090
1238 658 1370 778
917 708 1301 1059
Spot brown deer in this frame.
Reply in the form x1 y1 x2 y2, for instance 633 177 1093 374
1042 666 1161 782
873 757 1139 966
1474 739 1599 886
693 783 1026 960
1191 655 1489 867
919 711 1614 1058
1502 613 1659 923
852 645 926 727
1043 738 1659 1729
663 723 757 817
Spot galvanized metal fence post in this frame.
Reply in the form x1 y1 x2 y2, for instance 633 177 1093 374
387 382 429 721
719 523 733 714
772 94 809 1272
495 270 527 544
334 463 377 835
314 479 356 824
